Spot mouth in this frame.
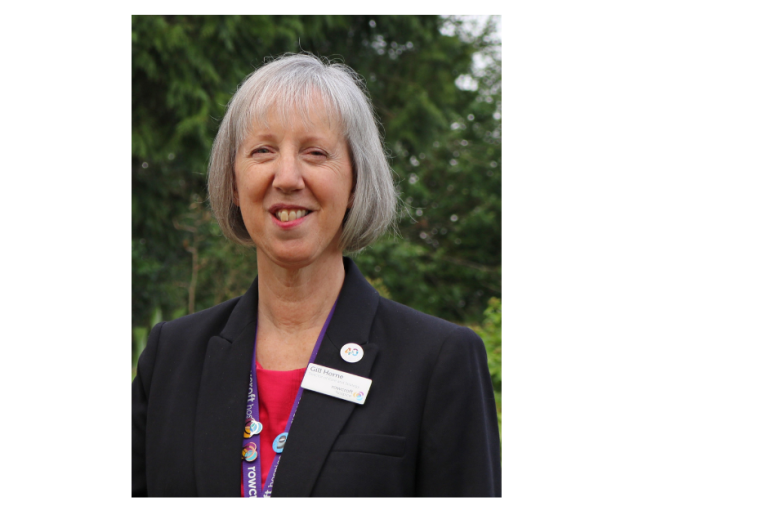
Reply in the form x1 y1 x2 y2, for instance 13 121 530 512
269 207 313 223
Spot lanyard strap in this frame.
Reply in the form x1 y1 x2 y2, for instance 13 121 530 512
242 300 338 498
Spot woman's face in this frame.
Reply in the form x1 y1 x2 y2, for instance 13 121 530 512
233 101 354 270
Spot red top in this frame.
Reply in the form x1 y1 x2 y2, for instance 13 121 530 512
241 362 307 496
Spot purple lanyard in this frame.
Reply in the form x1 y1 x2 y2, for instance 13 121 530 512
242 300 337 498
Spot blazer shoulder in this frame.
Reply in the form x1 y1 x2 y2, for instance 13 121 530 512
152 295 242 347
374 296 483 350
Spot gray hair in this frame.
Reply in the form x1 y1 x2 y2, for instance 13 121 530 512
208 53 397 252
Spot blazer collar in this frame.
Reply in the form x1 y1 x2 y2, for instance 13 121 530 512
193 257 381 497
193 275 259 496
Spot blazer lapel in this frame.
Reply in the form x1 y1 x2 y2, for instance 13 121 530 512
272 258 381 497
194 277 259 497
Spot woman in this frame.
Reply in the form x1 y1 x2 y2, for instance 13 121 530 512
132 54 500 497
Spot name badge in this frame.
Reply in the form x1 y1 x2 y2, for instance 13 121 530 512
300 363 373 404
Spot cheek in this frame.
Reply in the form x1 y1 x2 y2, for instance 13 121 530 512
232 169 245 206
334 187 353 214
234 170 267 206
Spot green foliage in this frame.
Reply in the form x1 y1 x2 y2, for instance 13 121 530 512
355 27 503 323
468 297 502 434
132 307 162 378
132 326 147 378
132 15 501 386
133 15 499 323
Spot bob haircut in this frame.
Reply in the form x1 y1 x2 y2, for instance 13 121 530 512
208 53 397 252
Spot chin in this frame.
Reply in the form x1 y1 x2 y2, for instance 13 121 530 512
259 243 339 270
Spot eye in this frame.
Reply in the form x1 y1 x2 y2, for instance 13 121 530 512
249 147 273 158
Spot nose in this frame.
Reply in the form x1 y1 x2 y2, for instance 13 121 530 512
272 153 304 193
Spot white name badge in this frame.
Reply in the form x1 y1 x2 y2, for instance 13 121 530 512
301 363 373 405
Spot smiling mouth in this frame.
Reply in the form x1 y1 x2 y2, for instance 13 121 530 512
273 209 311 222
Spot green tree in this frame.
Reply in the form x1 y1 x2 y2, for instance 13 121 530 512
354 38 501 322
132 16 501 386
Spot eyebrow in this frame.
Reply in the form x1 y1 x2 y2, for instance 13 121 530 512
245 130 277 141
300 135 336 146
244 132 338 147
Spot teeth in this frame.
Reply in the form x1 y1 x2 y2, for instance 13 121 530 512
275 209 308 222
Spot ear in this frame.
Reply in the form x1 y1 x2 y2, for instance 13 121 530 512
232 181 240 207
347 192 354 209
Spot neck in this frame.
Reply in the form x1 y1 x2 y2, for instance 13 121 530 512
256 250 346 339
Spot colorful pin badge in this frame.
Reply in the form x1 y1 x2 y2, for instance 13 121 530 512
340 343 364 363
244 418 263 438
273 432 288 453
243 442 258 462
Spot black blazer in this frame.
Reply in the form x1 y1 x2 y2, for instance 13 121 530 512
132 258 500 497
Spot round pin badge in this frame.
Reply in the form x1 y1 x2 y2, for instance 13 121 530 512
243 442 258 462
273 432 288 453
340 343 364 363
244 418 263 438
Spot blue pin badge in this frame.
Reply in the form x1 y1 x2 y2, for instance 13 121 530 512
273 432 288 453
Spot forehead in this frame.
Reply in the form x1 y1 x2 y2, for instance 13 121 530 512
243 89 345 141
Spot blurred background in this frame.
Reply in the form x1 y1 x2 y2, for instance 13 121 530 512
132 15 501 427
